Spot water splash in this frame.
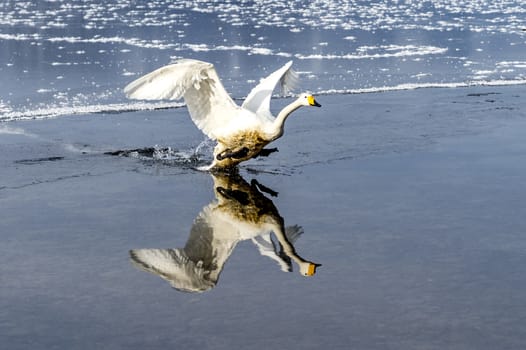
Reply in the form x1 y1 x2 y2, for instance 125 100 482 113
105 142 214 169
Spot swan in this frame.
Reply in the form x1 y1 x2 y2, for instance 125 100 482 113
124 59 321 169
130 171 321 293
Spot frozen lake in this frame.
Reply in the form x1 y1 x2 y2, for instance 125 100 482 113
0 0 525 120
1 1 526 349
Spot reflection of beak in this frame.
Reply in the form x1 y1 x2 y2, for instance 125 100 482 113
306 263 322 276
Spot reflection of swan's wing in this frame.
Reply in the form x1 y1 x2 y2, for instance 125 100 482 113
252 233 291 272
124 59 240 140
285 225 304 243
251 226 304 272
241 61 298 118
129 205 240 293
129 249 215 293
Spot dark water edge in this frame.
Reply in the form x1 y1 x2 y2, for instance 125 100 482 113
1 86 526 349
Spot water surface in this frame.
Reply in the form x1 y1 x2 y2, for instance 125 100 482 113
1 2 526 349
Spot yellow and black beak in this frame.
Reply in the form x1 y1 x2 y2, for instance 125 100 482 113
307 95 322 107
306 263 322 276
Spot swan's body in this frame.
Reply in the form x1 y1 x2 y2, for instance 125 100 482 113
124 59 321 169
130 172 320 293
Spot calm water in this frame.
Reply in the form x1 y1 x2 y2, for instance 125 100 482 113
1 1 526 349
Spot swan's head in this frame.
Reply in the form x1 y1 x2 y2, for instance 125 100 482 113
298 93 322 107
298 261 322 277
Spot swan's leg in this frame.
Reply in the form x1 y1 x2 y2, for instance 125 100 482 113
250 179 279 197
254 147 278 158
216 187 249 205
197 162 215 171
216 147 249 160
105 147 165 157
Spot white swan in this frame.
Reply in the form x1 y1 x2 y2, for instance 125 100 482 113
124 59 321 169
130 172 320 293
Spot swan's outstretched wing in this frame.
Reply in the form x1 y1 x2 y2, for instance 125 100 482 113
129 204 241 293
241 61 298 119
284 225 304 243
124 59 240 139
130 248 215 293
251 225 304 272
252 233 292 272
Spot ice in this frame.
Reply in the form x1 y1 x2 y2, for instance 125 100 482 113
296 45 448 60
0 125 32 136
0 0 524 122
0 101 185 122
316 79 526 96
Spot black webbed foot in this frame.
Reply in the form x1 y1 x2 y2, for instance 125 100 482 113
251 179 279 197
216 187 250 205
255 147 279 158
216 147 249 161
105 147 167 157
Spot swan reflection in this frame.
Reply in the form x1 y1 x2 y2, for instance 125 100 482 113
130 171 321 293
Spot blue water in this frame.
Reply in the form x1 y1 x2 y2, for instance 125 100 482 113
2 2 526 350
0 0 525 120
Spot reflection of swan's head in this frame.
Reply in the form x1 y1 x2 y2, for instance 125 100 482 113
298 261 322 277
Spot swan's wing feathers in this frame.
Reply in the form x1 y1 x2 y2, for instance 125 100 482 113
284 224 304 243
242 61 298 117
182 67 242 139
129 248 214 292
123 60 207 100
280 64 299 95
130 248 190 277
124 59 240 140
252 234 293 272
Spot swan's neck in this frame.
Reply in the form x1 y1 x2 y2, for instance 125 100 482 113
270 99 302 140
272 223 307 266
272 223 320 276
